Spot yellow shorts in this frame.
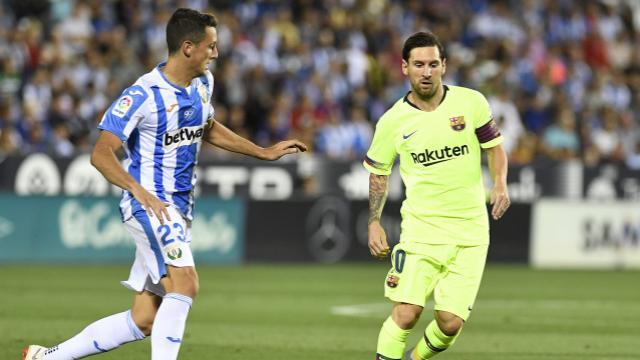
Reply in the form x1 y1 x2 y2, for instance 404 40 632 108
383 242 488 321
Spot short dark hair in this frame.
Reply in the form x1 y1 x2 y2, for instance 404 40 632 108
166 8 218 55
402 31 445 62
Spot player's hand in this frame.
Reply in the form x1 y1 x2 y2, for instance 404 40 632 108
260 140 307 161
131 186 171 224
490 182 510 220
368 221 390 259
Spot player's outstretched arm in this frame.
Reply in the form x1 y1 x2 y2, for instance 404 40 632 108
91 130 171 224
368 173 390 259
486 143 510 220
204 119 307 160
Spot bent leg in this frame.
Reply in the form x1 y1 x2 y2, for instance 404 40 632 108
409 245 488 359
151 265 199 360
131 290 163 336
40 309 146 360
410 310 463 360
377 303 423 360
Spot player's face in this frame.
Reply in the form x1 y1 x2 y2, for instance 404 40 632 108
402 46 446 100
189 26 218 76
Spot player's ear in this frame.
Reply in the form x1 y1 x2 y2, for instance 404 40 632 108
442 58 446 75
402 59 408 76
182 41 194 58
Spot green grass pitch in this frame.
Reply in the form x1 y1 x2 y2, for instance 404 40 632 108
2 264 639 359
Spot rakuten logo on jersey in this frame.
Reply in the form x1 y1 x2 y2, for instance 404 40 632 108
411 145 469 167
163 125 205 151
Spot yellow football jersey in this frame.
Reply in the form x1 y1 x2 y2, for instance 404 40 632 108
363 85 503 245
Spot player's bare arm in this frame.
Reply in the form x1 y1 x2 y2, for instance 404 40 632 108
486 143 510 220
90 130 171 224
368 173 390 259
204 119 307 160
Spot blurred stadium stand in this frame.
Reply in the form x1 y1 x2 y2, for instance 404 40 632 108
0 0 639 268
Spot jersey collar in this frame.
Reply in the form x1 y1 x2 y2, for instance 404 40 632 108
403 85 449 111
153 62 191 94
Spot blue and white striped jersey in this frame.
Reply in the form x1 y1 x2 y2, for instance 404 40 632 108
98 62 214 221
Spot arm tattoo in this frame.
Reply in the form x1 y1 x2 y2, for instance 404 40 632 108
369 173 389 224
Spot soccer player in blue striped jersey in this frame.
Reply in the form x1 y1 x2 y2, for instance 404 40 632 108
22 8 306 360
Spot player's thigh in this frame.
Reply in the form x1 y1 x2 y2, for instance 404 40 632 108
384 243 447 306
126 206 195 284
433 244 488 321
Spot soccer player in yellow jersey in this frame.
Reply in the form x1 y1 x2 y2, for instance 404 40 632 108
364 31 510 360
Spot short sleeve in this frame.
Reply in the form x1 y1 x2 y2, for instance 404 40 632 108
363 118 397 175
98 85 149 141
474 93 503 149
199 71 215 120
207 103 215 120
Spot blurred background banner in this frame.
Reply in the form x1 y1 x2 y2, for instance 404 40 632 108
0 194 244 263
531 200 640 268
245 198 530 263
2 153 640 201
2 153 640 268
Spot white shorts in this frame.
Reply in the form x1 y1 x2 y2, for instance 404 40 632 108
121 205 195 296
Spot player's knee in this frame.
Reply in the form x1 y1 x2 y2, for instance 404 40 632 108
175 275 199 299
392 304 423 329
436 315 463 336
131 311 155 336
166 266 199 298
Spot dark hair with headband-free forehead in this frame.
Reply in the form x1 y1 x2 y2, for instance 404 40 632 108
166 8 218 55
402 31 446 62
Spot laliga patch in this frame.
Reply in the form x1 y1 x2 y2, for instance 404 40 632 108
165 244 183 260
386 275 399 288
111 95 133 117
198 84 208 104
449 116 465 131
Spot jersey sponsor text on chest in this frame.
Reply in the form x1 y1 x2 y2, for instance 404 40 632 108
410 144 469 166
163 125 205 150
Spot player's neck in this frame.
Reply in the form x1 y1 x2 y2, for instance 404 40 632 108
161 59 194 88
408 85 445 112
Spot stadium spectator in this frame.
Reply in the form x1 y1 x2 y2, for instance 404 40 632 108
540 107 581 161
0 98 20 157
0 0 637 169
488 83 524 156
585 106 626 165
620 111 640 169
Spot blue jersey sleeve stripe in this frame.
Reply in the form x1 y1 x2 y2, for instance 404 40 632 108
126 128 141 183
98 85 149 141
97 125 127 142
151 87 168 202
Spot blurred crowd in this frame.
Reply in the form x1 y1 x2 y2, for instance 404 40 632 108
0 0 639 169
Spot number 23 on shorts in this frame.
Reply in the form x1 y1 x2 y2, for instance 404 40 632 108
157 222 186 246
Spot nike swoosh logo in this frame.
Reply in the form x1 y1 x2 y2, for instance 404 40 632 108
403 131 417 140
129 90 144 96
421 158 454 167
166 337 182 343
